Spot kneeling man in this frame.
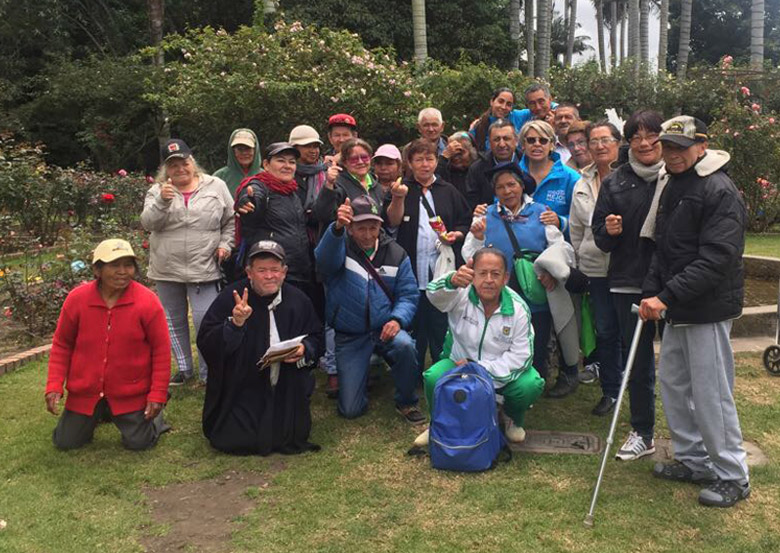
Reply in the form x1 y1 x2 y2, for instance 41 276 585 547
418 247 545 445
197 240 323 455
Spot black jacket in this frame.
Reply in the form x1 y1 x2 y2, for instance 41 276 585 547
464 149 522 209
312 171 385 226
642 151 746 325
435 156 470 199
383 177 472 277
592 153 658 289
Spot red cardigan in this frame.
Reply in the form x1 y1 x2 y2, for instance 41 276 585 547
45 280 171 416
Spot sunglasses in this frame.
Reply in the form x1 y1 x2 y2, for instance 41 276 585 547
525 136 551 145
347 154 371 164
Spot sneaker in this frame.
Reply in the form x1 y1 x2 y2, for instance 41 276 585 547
325 375 339 399
547 372 579 398
591 395 617 416
579 362 600 384
413 427 429 447
169 372 191 386
396 404 427 425
505 421 527 443
653 461 717 484
698 480 750 507
616 431 655 461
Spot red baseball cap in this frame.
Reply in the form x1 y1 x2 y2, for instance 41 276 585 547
328 113 357 129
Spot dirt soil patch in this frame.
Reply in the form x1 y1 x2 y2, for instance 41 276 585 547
141 464 285 553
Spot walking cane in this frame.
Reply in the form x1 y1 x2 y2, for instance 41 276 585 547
584 304 651 528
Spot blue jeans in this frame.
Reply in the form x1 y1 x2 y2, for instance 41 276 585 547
335 329 419 419
588 278 623 398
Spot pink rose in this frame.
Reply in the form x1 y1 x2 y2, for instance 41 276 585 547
740 86 751 96
751 103 761 112
117 169 128 177
146 175 155 184
770 118 776 124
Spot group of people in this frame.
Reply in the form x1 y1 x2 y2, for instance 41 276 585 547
44 83 751 508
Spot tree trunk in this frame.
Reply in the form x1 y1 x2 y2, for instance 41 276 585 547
609 1 618 68
658 0 668 73
595 0 607 72
147 0 169 156
628 0 639 59
620 5 626 62
536 0 551 78
677 0 692 80
510 0 521 69
639 0 649 64
411 0 428 67
565 0 578 67
751 0 765 71
525 0 535 77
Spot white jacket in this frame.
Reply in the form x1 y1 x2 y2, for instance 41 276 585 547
569 164 609 277
141 174 235 283
426 274 534 387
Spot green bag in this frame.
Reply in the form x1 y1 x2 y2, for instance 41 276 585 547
501 218 547 305
580 292 597 358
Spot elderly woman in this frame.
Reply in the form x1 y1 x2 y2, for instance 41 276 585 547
235 142 315 299
436 131 478 198
45 239 171 450
593 109 666 462
569 121 622 415
462 162 575 391
213 128 261 197
564 120 593 172
141 138 235 386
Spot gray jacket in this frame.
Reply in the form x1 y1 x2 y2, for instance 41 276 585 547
570 164 610 278
141 174 235 283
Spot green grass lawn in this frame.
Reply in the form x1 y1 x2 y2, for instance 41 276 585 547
1 355 779 553
745 233 780 259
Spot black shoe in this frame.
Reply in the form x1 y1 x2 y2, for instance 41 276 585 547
396 404 427 425
169 372 191 386
547 373 579 398
699 480 750 507
591 395 617 416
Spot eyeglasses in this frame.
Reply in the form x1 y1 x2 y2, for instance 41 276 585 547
629 133 660 145
566 140 588 150
525 136 551 145
589 137 619 147
347 154 371 164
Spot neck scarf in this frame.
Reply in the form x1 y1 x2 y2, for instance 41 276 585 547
628 149 664 182
256 170 298 196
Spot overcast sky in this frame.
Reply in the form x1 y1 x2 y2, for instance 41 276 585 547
551 0 661 69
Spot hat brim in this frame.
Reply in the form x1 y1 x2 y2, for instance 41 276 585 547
373 154 402 161
289 138 323 146
247 251 285 263
351 214 384 224
92 252 137 265
267 147 301 158
163 152 191 163
231 138 256 148
659 135 697 148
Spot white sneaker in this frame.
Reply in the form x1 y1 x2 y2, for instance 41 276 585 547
615 430 655 461
505 421 526 443
413 428 429 447
578 362 600 384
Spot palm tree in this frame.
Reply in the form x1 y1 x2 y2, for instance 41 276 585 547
593 0 607 72
657 0 668 73
639 0 649 63
628 0 639 59
411 0 428 66
676 0 693 80
552 10 592 62
525 0 535 77
609 1 618 68
536 0 552 78
565 0 578 67
509 0 521 69
751 0 765 70
620 3 626 62
147 0 169 153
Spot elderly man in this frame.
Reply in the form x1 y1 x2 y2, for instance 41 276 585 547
417 107 448 157
552 102 580 165
524 83 555 124
315 195 423 423
325 113 358 165
414 248 545 446
465 119 522 209
640 116 750 508
197 240 324 456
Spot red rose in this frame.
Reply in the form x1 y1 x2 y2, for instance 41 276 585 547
142 240 149 249
101 193 115 204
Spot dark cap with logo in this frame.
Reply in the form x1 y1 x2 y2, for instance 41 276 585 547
659 116 709 148
161 139 193 163
350 195 384 223
247 240 286 263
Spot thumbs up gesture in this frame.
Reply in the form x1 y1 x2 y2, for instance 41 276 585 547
390 178 408 198
231 287 253 327
326 164 342 188
539 205 560 228
335 197 353 230
161 178 176 201
450 258 475 288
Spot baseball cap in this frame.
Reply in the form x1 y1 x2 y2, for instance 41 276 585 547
328 113 357 129
247 240 286 263
264 142 300 159
288 125 323 146
92 239 137 265
230 130 256 148
350 195 384 223
373 144 402 161
659 116 709 148
161 139 193 163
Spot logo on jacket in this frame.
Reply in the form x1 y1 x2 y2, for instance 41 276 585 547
502 326 511 336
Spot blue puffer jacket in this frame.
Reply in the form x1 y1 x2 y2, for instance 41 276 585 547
315 223 419 334
521 151 580 239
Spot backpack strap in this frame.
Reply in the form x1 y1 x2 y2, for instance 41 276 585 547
355 249 394 304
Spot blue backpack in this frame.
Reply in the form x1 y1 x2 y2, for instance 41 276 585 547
429 362 509 472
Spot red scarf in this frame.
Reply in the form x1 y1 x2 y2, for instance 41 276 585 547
255 171 298 195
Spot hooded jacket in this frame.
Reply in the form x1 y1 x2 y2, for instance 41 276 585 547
642 150 745 325
570 163 609 277
315 222 418 335
521 151 580 238
213 129 262 197
141 174 235 283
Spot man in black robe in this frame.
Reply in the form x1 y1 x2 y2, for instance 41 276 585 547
197 240 324 455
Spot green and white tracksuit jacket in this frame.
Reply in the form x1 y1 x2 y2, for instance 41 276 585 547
426 272 535 388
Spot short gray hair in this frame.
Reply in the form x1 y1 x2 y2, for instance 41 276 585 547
524 83 551 100
418 107 443 124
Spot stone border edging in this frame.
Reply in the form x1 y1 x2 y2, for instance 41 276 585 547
744 255 780 280
0 344 51 375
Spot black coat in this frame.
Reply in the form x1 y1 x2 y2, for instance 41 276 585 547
197 280 324 455
436 155 470 199
642 160 746 325
592 156 658 289
464 149 522 209
312 171 385 226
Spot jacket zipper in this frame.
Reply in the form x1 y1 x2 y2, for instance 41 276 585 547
477 310 497 359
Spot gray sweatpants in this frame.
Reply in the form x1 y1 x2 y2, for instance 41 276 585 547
658 321 749 483
155 280 220 381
